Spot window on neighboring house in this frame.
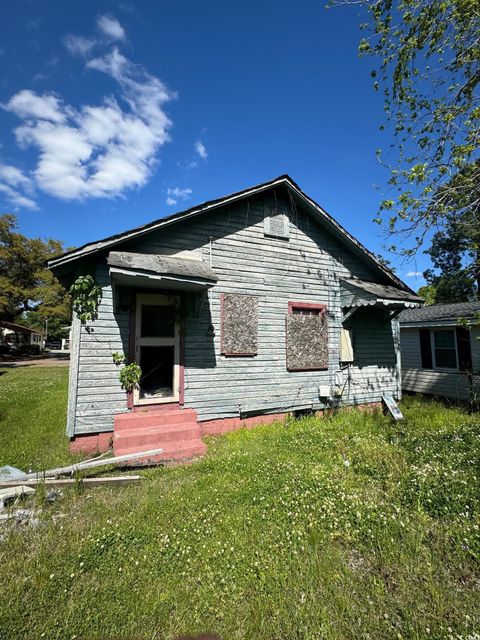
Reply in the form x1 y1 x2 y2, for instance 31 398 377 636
286 302 328 371
432 329 458 369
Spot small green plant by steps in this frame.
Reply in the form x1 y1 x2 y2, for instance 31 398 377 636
69 275 103 323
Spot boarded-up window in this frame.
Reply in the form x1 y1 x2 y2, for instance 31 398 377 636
221 294 258 356
286 303 328 371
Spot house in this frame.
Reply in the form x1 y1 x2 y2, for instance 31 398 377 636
0 321 45 349
400 301 480 402
48 175 422 461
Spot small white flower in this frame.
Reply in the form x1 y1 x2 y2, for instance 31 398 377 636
344 460 350 467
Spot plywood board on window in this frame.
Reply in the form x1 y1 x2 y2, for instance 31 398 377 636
286 313 328 371
221 294 258 356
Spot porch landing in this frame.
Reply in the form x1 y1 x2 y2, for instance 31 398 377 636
113 408 207 463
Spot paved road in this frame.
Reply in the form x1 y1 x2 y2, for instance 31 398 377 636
0 353 70 367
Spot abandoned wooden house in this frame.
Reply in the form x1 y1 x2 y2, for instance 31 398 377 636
48 175 422 461
400 301 480 402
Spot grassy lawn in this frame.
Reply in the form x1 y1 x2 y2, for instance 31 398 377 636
0 367 479 639
0 365 71 470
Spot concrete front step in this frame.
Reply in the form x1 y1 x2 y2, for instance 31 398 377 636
113 407 206 464
114 440 207 463
115 408 198 432
114 423 202 449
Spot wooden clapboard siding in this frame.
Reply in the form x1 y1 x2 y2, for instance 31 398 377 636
402 368 480 401
73 262 129 434
401 326 480 400
71 194 400 434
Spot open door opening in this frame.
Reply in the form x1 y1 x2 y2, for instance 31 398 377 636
134 293 180 405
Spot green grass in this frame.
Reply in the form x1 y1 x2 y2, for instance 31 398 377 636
0 367 479 640
0 366 71 470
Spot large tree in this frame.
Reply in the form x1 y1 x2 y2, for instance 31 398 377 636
0 214 71 337
331 0 479 259
423 209 480 302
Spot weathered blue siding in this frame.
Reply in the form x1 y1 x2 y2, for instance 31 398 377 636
69 194 400 435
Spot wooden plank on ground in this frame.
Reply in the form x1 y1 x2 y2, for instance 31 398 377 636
0 476 141 488
21 448 164 480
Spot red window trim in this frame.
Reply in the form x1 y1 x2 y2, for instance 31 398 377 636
220 293 258 357
288 301 326 315
286 301 328 372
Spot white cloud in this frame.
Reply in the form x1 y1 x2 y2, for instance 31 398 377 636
406 271 422 277
194 140 207 160
0 163 37 210
166 187 192 206
64 34 96 57
3 48 174 201
5 90 66 122
97 15 126 41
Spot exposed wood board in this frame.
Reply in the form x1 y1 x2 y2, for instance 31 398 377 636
0 476 141 488
21 449 164 480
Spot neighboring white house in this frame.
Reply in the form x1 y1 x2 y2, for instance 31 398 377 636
0 321 45 349
400 301 480 402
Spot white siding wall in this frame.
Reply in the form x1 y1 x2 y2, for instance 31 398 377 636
401 326 480 401
70 194 400 434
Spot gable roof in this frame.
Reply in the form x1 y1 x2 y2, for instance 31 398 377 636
0 320 45 334
48 174 415 294
399 301 480 326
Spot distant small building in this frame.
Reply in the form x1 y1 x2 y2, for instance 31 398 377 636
0 321 45 349
399 302 480 402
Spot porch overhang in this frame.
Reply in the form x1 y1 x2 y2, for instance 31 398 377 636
340 278 422 322
107 251 218 292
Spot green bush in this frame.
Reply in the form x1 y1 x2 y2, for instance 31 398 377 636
16 343 41 356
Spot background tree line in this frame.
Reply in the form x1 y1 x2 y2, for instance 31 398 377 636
0 213 71 339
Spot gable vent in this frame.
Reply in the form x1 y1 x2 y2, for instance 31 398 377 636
264 205 290 240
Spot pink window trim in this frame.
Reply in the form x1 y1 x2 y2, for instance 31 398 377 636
220 293 257 357
288 301 327 315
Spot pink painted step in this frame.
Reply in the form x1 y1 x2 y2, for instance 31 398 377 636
114 423 202 448
115 408 198 432
116 441 207 463
113 407 206 464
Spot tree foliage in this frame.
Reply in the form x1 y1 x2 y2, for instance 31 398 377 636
417 283 437 305
331 0 479 255
423 210 480 302
0 214 71 337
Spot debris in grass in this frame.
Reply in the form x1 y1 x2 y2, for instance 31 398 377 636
0 485 35 511
20 447 164 480
0 475 142 488
45 489 63 503
0 465 27 481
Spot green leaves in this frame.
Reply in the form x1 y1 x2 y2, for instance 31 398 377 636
330 0 479 258
69 274 102 324
119 363 142 392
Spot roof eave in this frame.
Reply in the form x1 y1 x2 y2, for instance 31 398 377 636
47 174 413 295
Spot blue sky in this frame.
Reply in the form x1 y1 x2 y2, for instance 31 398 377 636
0 0 427 285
